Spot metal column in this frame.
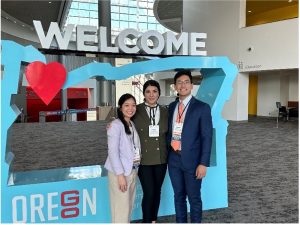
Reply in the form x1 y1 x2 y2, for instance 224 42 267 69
59 55 68 121
97 0 115 107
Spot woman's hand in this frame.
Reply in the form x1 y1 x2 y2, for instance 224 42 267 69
106 122 112 130
117 174 127 192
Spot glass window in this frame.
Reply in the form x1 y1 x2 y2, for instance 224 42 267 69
79 2 89 10
90 3 97 10
139 8 147 15
64 0 174 38
139 22 147 31
120 6 129 14
148 9 154 16
148 2 153 8
119 0 128 5
129 21 137 28
112 13 120 20
90 11 98 18
120 21 129 29
111 0 119 4
69 9 79 17
111 5 119 13
79 10 89 17
148 16 155 23
129 14 137 22
71 1 78 8
128 0 136 7
112 20 120 28
79 17 89 25
68 17 79 25
138 1 147 8
148 23 156 30
139 15 147 23
129 7 137 15
156 24 166 33
120 13 129 21
90 18 98 26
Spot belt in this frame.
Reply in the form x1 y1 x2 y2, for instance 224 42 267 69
132 164 139 170
170 146 181 155
174 150 181 155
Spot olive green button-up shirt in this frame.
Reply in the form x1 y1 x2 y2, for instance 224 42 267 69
133 103 168 165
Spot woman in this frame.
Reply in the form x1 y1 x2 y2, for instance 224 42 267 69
104 93 141 223
133 80 168 223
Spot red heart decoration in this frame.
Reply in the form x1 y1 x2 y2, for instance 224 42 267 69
25 61 67 105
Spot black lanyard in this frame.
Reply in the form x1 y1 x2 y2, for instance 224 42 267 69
146 105 158 125
178 99 191 122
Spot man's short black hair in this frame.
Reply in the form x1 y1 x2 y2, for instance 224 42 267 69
174 70 193 84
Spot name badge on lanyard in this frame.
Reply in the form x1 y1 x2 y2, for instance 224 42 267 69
133 147 141 164
149 125 159 137
130 122 141 165
172 122 183 141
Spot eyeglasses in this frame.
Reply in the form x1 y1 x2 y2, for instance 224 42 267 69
176 80 191 85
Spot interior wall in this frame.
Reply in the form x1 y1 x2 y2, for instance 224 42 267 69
257 73 281 117
183 1 240 63
236 73 249 120
280 75 289 106
289 74 299 101
183 0 241 121
239 18 298 72
256 71 298 117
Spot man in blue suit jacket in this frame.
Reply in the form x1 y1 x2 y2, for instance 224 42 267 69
167 70 213 223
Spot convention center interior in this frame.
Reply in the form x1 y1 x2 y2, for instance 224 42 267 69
1 0 298 223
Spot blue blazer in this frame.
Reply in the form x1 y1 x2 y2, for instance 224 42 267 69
167 96 213 173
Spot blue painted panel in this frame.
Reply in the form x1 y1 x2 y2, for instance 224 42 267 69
1 41 237 222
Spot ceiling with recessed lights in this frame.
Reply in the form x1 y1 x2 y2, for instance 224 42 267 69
1 0 298 32
1 0 66 29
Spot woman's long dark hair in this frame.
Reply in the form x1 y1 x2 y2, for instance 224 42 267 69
117 93 136 135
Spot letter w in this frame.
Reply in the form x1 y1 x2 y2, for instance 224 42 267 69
33 20 74 49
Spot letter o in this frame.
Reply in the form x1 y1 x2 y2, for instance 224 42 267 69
61 208 79 218
115 28 140 54
137 30 164 55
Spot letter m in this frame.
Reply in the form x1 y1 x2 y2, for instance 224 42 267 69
33 20 74 49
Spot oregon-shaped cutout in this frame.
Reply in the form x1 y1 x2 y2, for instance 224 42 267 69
1 40 237 222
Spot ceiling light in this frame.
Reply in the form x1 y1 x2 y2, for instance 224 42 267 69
13 21 17 23
248 10 252 13
288 0 293 2
49 1 52 3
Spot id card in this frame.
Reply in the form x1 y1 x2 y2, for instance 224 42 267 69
172 122 183 140
133 147 141 164
173 122 183 135
149 125 159 137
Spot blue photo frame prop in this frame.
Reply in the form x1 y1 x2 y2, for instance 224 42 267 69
1 40 237 223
